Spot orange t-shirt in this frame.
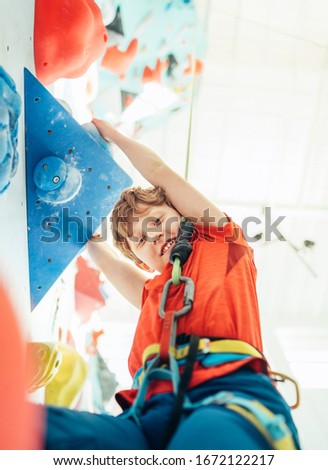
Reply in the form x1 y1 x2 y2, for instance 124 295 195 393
116 219 264 409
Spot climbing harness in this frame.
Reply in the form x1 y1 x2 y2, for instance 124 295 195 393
184 391 297 450
135 338 266 387
125 219 299 450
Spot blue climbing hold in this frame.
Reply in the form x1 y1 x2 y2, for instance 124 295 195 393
33 156 82 204
33 156 68 191
0 66 22 194
24 68 132 309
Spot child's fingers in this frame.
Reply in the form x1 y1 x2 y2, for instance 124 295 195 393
87 233 105 244
88 218 109 243
90 233 102 239
91 118 109 130
92 118 112 143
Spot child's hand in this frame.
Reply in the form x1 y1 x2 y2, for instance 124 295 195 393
88 233 103 242
87 218 108 244
92 118 115 143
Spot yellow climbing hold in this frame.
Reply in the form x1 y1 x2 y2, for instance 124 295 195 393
45 344 88 408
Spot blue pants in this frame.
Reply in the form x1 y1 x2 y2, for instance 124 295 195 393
44 369 301 450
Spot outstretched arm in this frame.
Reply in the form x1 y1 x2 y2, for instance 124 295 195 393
93 119 227 227
87 239 147 309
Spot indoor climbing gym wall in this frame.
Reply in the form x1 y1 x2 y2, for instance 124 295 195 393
0 0 39 450
0 0 205 432
0 0 34 323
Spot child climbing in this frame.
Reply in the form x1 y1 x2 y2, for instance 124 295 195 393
43 119 301 450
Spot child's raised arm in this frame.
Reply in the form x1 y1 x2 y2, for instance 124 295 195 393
87 238 147 309
92 119 227 227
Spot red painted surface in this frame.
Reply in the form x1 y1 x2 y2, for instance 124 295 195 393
101 38 138 78
34 0 108 85
75 256 106 323
142 58 165 83
0 284 43 449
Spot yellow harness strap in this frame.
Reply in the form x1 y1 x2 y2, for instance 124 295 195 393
142 338 264 367
141 338 299 408
226 402 297 450
181 389 297 450
137 338 266 389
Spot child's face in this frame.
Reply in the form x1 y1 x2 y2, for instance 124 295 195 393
127 203 182 273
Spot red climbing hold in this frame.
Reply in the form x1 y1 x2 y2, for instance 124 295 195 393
74 256 106 323
101 38 138 78
142 59 165 84
34 0 108 85
183 55 203 76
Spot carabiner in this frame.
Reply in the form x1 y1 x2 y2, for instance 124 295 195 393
159 276 195 319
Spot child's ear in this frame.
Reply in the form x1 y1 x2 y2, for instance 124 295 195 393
135 261 155 273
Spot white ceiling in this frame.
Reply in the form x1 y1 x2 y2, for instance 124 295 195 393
137 0 328 328
129 0 328 448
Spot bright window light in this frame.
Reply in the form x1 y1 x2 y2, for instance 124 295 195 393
120 82 179 123
285 350 328 389
277 328 328 389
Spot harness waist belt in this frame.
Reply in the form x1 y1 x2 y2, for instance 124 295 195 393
134 338 267 389
142 338 264 366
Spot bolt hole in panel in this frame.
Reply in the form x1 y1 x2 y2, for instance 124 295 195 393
24 69 132 309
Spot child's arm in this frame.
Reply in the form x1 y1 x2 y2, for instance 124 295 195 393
93 119 227 227
87 239 147 309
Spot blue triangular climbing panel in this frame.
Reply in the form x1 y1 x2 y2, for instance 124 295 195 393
24 68 132 310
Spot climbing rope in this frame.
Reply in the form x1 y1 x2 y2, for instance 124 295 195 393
184 53 197 181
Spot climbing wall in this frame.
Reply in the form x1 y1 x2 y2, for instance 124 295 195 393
94 0 205 132
0 0 35 328
0 0 132 339
24 69 131 310
0 0 204 416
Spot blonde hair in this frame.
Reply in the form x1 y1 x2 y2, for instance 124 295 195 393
111 186 175 263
